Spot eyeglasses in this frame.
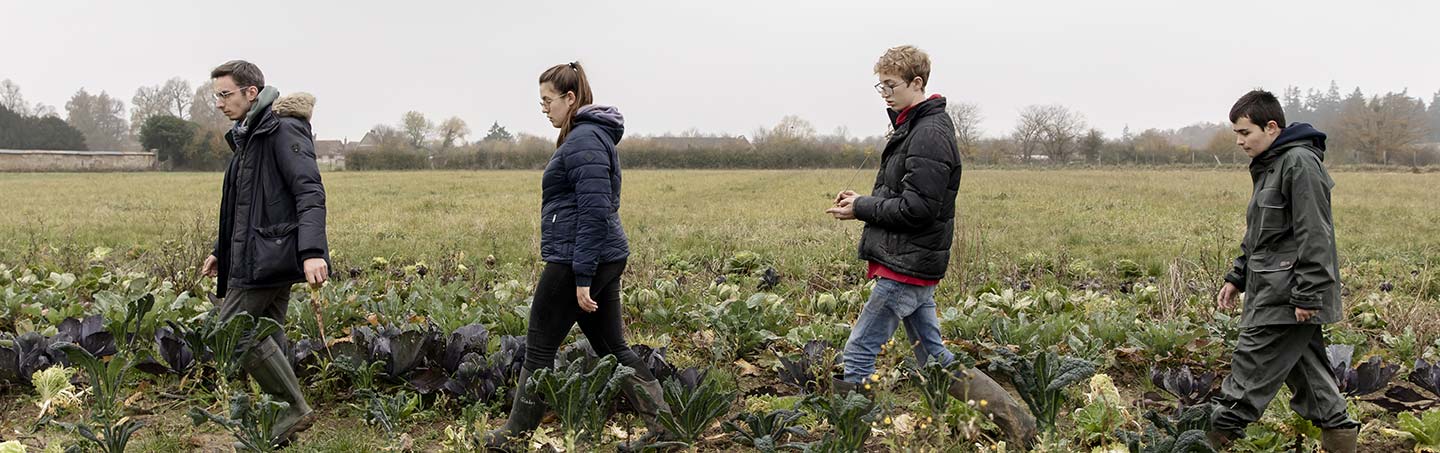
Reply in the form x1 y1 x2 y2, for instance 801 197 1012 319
212 86 254 100
539 92 571 108
874 80 909 96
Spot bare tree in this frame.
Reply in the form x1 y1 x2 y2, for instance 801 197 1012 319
130 85 167 136
65 88 130 150
769 115 816 141
1011 105 1053 162
749 126 770 144
31 103 58 118
189 83 230 131
1337 91 1430 165
436 116 470 151
1039 105 1086 163
368 124 407 147
0 79 55 117
159 78 192 119
1205 128 1239 164
0 79 27 115
947 101 983 157
1011 104 1087 163
129 78 196 136
400 111 433 148
1133 128 1176 164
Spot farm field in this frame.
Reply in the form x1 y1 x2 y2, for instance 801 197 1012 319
1 169 1438 452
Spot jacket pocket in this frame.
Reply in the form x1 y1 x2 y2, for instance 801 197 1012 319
251 222 302 284
1256 187 1288 231
881 229 899 255
1247 248 1297 308
539 212 576 259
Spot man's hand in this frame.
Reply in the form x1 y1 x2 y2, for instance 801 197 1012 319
834 190 858 206
304 258 329 287
577 287 598 313
201 254 219 277
827 195 858 220
1295 307 1319 323
1217 282 1239 311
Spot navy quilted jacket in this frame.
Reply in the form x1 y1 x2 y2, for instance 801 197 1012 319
539 104 629 286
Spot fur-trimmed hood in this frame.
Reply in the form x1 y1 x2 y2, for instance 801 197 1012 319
273 92 316 120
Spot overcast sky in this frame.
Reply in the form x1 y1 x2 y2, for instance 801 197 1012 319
4 0 1438 142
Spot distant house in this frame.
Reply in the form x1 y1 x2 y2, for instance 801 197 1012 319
634 135 754 151
313 137 374 171
313 139 353 170
357 130 384 149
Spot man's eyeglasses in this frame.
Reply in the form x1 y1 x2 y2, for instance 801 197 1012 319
213 86 254 100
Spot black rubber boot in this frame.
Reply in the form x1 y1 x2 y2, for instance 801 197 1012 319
483 368 546 452
618 375 677 452
245 338 315 448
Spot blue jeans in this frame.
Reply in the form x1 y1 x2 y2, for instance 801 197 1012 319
842 277 954 383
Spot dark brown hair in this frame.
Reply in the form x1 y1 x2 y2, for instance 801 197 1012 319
210 60 265 90
539 61 594 146
1229 89 1285 130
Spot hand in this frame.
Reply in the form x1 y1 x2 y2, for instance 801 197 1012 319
826 196 858 220
1217 282 1239 311
201 254 219 277
1295 307 1319 323
304 258 329 287
576 287 598 313
834 190 858 206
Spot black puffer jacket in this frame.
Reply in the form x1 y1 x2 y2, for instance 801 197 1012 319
214 92 329 297
853 96 962 280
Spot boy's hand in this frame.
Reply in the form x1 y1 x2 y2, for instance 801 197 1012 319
826 195 858 220
1295 307 1319 322
1217 282 1239 311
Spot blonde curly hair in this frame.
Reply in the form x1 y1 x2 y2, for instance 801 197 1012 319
873 45 931 89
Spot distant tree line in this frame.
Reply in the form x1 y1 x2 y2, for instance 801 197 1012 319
5 76 1437 169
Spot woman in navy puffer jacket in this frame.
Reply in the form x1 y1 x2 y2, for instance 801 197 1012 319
485 62 674 452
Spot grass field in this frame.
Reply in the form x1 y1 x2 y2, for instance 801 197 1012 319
5 169 1437 290
1 169 1438 452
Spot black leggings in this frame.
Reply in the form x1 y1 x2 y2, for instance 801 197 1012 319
522 260 651 380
